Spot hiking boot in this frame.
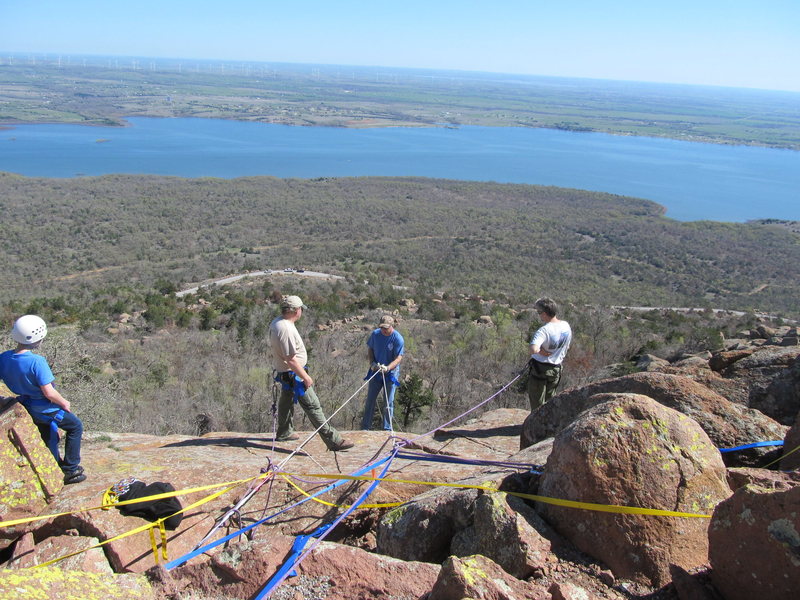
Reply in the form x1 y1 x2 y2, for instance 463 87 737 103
276 434 300 442
328 440 354 452
64 470 87 485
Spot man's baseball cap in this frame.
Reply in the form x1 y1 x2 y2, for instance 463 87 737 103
379 315 395 329
281 295 308 309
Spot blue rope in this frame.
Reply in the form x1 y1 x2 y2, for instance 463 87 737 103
252 449 398 599
719 440 783 453
165 454 393 570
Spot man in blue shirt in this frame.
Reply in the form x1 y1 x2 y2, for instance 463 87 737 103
361 315 405 431
0 315 86 484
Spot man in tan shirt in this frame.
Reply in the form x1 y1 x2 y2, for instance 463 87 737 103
269 295 353 451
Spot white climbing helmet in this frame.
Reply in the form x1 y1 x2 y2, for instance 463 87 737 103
11 315 48 344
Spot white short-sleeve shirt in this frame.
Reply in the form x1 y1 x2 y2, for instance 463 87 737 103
530 320 572 365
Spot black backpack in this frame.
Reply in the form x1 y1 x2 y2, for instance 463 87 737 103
116 480 184 530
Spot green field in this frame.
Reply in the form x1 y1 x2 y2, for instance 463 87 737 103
1 56 799 149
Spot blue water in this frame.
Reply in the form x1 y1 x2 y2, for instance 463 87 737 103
1 117 798 222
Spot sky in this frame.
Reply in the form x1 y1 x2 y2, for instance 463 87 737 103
2 0 799 92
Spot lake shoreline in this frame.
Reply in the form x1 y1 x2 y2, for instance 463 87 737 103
2 117 797 222
2 115 798 151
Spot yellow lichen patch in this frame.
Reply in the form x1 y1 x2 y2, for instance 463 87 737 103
383 504 407 526
653 419 669 434
460 556 490 586
0 567 154 599
1 407 64 517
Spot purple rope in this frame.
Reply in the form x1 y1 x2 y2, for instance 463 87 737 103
401 373 521 447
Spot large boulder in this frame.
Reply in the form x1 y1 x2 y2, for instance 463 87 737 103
709 348 757 372
720 346 800 424
6 531 113 573
377 486 478 563
726 467 800 492
521 372 786 467
781 411 800 470
298 539 441 600
0 401 64 549
762 354 800 425
377 445 556 571
537 394 731 587
709 483 800 600
428 554 549 600
450 491 551 578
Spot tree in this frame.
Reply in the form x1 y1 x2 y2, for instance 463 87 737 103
396 373 437 429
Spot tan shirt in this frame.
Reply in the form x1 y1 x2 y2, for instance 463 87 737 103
269 316 307 372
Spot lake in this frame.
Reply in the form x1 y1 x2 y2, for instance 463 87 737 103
1 117 797 222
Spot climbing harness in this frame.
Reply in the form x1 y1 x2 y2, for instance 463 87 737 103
101 476 141 508
275 369 308 404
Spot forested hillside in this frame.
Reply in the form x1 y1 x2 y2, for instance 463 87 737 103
1 172 798 318
2 172 795 436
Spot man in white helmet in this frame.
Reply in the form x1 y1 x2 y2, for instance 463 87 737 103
0 315 86 484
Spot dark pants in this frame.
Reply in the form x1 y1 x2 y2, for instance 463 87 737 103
33 409 83 473
527 361 562 410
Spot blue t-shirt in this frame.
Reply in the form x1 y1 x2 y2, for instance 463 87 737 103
367 329 405 377
0 350 55 401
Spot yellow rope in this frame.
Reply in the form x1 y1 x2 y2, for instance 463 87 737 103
30 476 262 569
25 461 715 571
283 472 712 518
281 473 402 509
761 442 799 469
1 472 270 529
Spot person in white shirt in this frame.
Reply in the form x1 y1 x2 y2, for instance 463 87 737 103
527 297 572 410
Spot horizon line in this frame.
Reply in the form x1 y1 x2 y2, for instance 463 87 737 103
2 50 799 95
